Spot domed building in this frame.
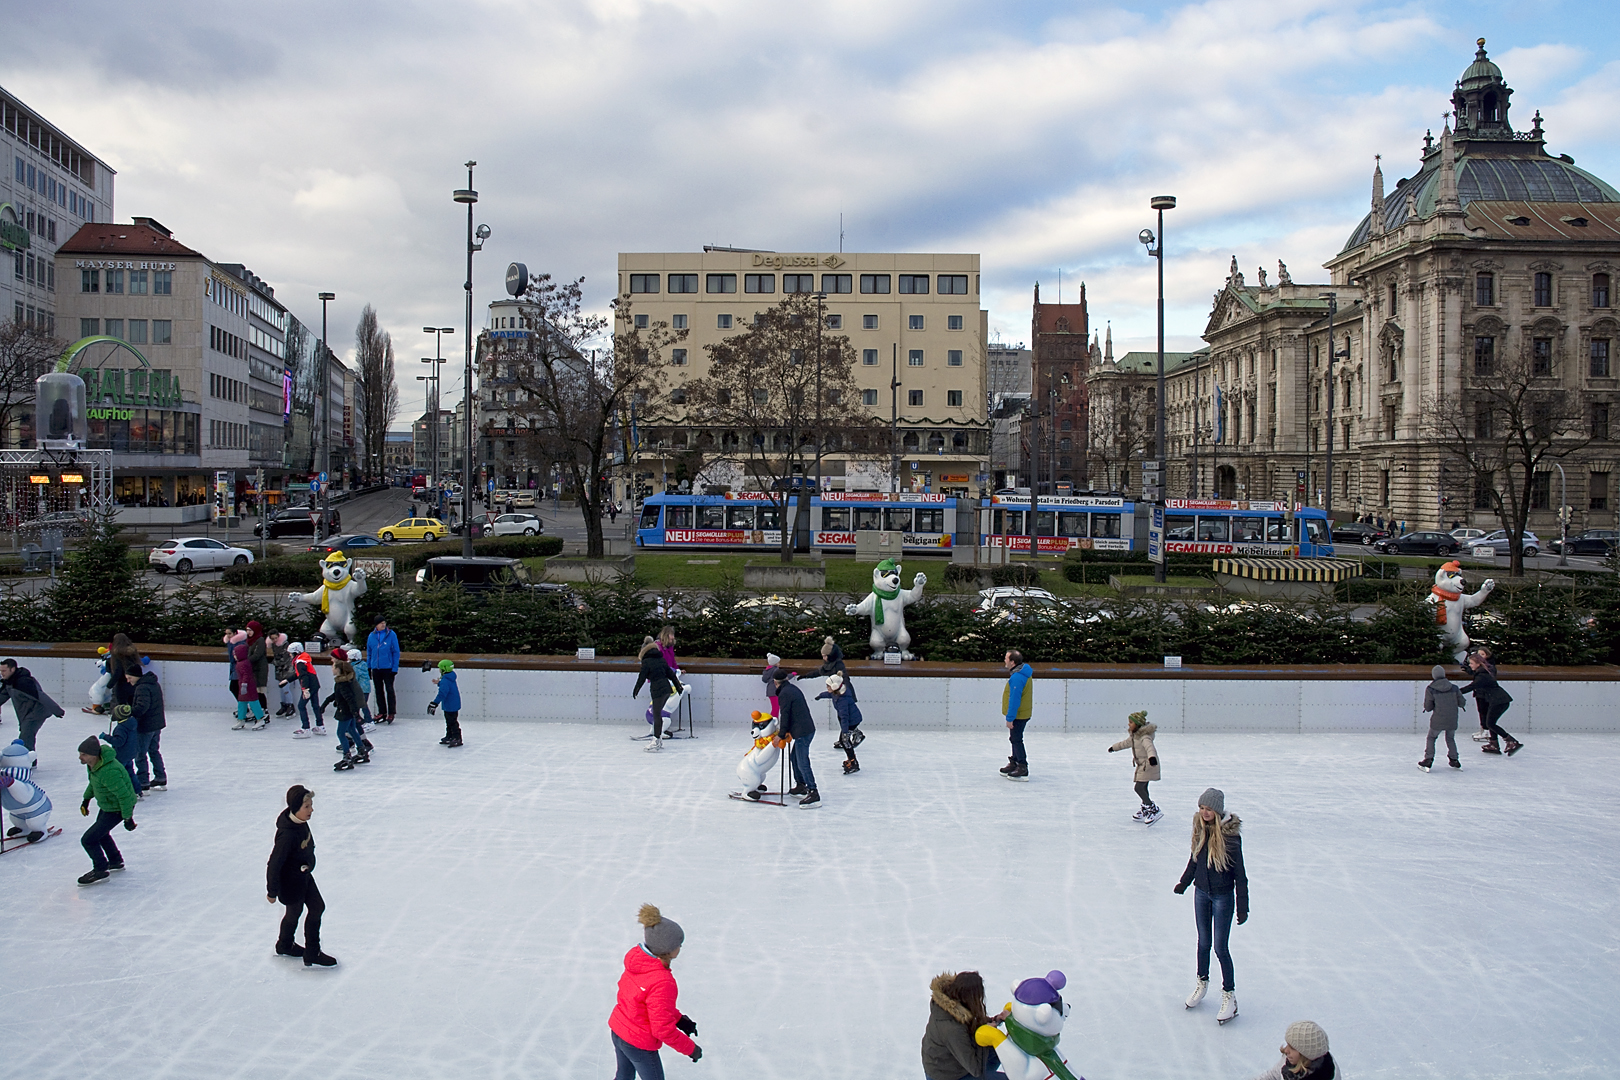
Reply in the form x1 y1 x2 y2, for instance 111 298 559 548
1168 39 1620 544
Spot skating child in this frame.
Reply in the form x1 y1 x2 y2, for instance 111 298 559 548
291 643 326 738
1108 710 1162 822
323 650 370 770
99 704 141 794
607 904 701 1076
76 735 136 887
762 652 783 718
270 633 297 717
815 673 864 775
233 637 268 730
1420 665 1462 771
427 659 462 747
344 646 375 728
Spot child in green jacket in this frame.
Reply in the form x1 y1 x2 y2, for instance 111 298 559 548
76 736 137 886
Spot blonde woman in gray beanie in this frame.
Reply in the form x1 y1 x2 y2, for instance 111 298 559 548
1249 1020 1336 1079
1173 787 1248 1024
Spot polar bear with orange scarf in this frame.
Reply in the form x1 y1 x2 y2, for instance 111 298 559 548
1428 560 1494 663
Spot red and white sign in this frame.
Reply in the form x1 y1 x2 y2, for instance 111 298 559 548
664 529 746 544
1167 542 1297 556
819 492 890 503
988 535 1133 553
990 495 1125 509
815 531 857 545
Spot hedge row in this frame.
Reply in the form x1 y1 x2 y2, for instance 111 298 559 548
219 534 564 586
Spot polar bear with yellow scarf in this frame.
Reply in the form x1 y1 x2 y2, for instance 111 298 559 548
289 551 369 646
845 558 926 659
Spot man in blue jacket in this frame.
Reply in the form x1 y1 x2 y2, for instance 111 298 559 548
366 617 400 724
1001 650 1033 781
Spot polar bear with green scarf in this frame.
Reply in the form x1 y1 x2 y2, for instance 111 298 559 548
845 558 926 659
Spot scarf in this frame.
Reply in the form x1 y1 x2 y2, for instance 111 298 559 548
320 573 350 614
1004 1017 1080 1080
1431 584 1459 626
870 580 900 625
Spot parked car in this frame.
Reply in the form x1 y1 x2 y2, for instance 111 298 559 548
307 534 389 555
488 512 543 536
451 512 499 536
1548 530 1618 556
413 556 584 609
379 517 448 542
1463 529 1541 557
149 537 255 573
973 586 1061 613
1331 521 1392 546
511 490 537 508
254 507 341 538
1372 530 1462 556
1450 528 1488 543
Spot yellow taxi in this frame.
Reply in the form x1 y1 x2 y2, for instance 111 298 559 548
380 517 449 542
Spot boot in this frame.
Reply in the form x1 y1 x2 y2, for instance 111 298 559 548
1007 761 1029 781
1481 738 1503 754
849 728 864 748
999 757 1018 776
1417 759 1433 772
1216 990 1238 1024
842 758 860 775
1503 738 1523 756
1184 978 1208 1009
788 784 807 796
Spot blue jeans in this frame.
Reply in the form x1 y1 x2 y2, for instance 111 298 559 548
81 809 124 871
789 731 816 792
135 730 165 788
1194 888 1236 992
297 694 323 729
1007 719 1028 764
611 1032 665 1080
336 716 364 754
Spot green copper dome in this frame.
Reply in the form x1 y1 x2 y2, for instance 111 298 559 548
1459 39 1503 88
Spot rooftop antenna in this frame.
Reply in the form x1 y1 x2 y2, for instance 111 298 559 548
839 212 844 253
1058 268 1062 305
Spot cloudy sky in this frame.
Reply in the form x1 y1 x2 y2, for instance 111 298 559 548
11 0 1620 420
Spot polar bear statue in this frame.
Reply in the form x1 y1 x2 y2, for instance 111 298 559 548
1 739 53 844
734 710 787 798
845 558 927 660
86 646 113 714
1428 559 1495 663
975 970 1080 1080
289 551 369 646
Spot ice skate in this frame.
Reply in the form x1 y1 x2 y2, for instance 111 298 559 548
313 725 328 736
1005 762 1029 782
788 784 808 796
253 719 271 730
107 861 124 871
998 757 1018 776
1184 978 1208 1008
444 737 462 748
1481 741 1503 754
1503 738 1523 756
147 778 166 790
77 869 110 887
231 720 248 730
644 739 662 753
1418 759 1433 772
333 754 355 771
798 790 821 808
1132 805 1149 822
1471 729 1490 742
1142 804 1163 825
842 758 860 775
439 735 452 745
1216 990 1238 1024
832 732 849 750
275 942 305 958
1449 758 1462 769
292 728 311 739
849 728 864 748
303 951 338 968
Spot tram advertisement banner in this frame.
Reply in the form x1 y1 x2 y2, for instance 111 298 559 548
989 535 1131 553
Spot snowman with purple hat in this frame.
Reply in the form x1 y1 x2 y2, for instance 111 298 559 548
975 969 1082 1080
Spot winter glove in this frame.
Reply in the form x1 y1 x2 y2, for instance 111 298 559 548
676 1014 698 1036
123 818 137 831
81 801 90 816
1148 756 1157 766
1172 882 1187 895
688 1045 703 1062
1107 746 1118 752
427 703 438 715
1236 910 1248 925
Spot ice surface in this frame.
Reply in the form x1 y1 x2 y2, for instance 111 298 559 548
2 710 1616 1080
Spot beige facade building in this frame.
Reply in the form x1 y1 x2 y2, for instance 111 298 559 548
615 248 990 495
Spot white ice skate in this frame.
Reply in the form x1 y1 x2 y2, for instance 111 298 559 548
1142 805 1163 825
231 720 248 730
313 726 328 736
1216 990 1238 1024
292 729 311 739
1132 805 1148 822
1184 978 1208 1008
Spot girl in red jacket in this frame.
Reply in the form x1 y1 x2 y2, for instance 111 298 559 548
608 904 701 1078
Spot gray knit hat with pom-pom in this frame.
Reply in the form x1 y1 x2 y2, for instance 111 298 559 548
639 903 684 956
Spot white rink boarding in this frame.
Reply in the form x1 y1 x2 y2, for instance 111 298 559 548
14 655 1617 733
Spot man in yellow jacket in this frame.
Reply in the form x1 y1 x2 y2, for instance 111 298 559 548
1000 650 1033 781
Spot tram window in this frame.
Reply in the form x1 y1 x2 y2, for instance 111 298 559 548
997 509 1024 534
1304 519 1329 546
1034 511 1056 535
884 508 913 531
1266 518 1286 543
1165 514 1196 540
698 506 725 529
1057 511 1087 537
823 508 851 530
1197 516 1231 542
639 506 661 529
915 508 945 533
758 506 781 530
1090 514 1121 539
1233 517 1265 542
727 507 755 530
854 508 881 531
665 506 693 528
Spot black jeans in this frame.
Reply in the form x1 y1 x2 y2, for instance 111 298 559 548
373 669 398 717
81 809 124 871
443 709 461 741
1482 699 1515 743
1007 719 1028 764
650 693 669 739
278 876 324 955
1134 780 1153 805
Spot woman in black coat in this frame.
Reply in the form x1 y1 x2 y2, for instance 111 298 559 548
632 638 683 750
1457 648 1522 755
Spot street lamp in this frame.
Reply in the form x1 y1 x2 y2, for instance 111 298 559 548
453 162 488 556
812 290 827 543
317 291 335 539
1140 194 1175 582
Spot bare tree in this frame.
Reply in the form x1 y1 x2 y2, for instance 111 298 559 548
684 292 876 562
354 306 398 482
1424 340 1592 576
0 320 63 448
1086 376 1155 492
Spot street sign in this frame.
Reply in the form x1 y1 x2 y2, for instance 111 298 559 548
1147 506 1165 564
318 472 328 483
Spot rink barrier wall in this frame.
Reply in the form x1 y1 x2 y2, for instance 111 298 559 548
5 643 1617 734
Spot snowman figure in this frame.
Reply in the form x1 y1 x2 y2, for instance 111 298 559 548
289 551 369 646
732 711 787 799
845 558 927 660
975 970 1080 1080
1428 559 1495 663
1 739 54 845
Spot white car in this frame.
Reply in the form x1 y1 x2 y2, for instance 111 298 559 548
1464 529 1541 556
1450 528 1487 543
974 586 1060 609
149 537 255 573
489 512 543 536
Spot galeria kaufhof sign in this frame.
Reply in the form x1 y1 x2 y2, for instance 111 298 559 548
83 367 184 408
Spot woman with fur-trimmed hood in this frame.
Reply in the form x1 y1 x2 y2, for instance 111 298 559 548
921 970 1007 1080
1173 787 1249 1026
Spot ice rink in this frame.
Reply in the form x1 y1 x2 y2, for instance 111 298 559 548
3 708 1616 1080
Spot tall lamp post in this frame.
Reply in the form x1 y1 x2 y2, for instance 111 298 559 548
317 291 335 539
1139 194 1176 582
890 343 901 493
453 162 488 557
423 326 455 514
812 290 827 549
415 366 441 509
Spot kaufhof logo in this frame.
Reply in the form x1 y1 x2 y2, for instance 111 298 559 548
750 254 845 270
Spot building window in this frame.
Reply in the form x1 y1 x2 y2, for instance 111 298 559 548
81 268 99 293
1382 469 1392 505
862 314 878 330
129 270 148 295
633 313 649 329
825 314 842 330
1534 272 1553 307
860 274 890 294
1471 472 1493 509
1388 283 1399 318
668 274 698 294
705 274 736 294
909 315 924 330
908 389 924 407
672 314 687 330
1530 471 1551 510
1593 403 1610 440
946 349 963 367
1532 337 1553 376
628 274 659 294
104 319 123 340
127 319 147 344
908 349 924 367
861 389 878 406
780 274 812 293
744 274 774 294
152 320 171 344
898 275 930 294
1474 336 1494 376
1592 339 1611 378
938 274 968 295
106 270 124 294
862 349 877 366
154 271 172 294
671 348 687 366
1475 403 1493 439
669 389 686 404
821 273 851 294
1594 273 1611 308
1476 273 1495 306
947 315 964 330
947 390 963 407
1591 472 1610 510
716 314 732 329
80 318 99 337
